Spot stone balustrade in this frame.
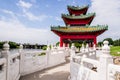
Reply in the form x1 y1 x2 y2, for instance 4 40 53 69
0 58 6 80
0 42 70 80
70 41 120 80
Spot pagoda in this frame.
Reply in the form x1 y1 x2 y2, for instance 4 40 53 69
51 5 108 47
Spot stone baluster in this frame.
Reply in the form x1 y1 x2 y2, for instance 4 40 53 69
51 45 53 50
63 43 65 48
98 41 112 80
70 43 76 60
85 43 89 52
46 45 50 67
93 44 96 51
19 44 24 75
47 45 50 51
80 44 85 53
1 41 10 80
92 44 96 58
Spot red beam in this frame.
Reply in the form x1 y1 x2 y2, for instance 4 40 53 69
61 35 96 39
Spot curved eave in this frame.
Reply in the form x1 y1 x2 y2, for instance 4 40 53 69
67 5 89 11
52 29 107 33
51 26 108 36
62 13 95 19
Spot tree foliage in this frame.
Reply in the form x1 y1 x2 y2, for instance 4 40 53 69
9 41 18 49
56 42 60 46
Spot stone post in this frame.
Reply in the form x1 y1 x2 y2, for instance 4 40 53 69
85 43 89 52
1 41 10 80
46 45 50 67
98 41 112 80
47 45 50 51
19 44 24 75
93 44 96 51
63 43 65 48
80 44 85 53
70 43 75 60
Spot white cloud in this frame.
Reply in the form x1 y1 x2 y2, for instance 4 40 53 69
17 0 32 9
55 17 62 21
16 0 48 21
0 18 59 44
90 0 120 41
0 9 18 20
24 11 48 21
0 8 58 44
2 9 14 15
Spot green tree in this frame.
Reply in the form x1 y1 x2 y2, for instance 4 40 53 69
9 41 18 49
0 42 4 49
97 41 103 47
42 45 47 50
74 42 82 48
56 42 60 46
113 39 120 46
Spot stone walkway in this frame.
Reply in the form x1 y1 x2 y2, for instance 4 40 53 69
20 58 70 80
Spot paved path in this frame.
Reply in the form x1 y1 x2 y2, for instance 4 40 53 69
20 58 70 80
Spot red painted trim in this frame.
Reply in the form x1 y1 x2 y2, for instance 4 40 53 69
62 16 95 26
61 35 96 39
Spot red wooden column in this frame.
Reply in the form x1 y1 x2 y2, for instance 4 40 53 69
60 37 63 47
93 37 97 45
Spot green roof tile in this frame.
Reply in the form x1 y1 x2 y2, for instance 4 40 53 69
67 5 89 10
51 25 108 33
62 13 95 19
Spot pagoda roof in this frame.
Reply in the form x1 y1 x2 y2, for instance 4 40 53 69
62 13 95 19
67 5 89 10
51 25 108 33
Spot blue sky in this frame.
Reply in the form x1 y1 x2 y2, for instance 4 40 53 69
0 0 90 29
0 0 120 45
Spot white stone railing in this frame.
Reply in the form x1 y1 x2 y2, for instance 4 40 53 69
70 41 120 80
0 58 6 80
0 42 69 80
75 44 97 59
20 50 48 75
108 64 120 80
9 53 20 80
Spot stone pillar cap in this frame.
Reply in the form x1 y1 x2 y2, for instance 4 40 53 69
102 40 110 54
3 41 10 50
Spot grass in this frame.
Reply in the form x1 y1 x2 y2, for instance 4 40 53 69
38 52 46 56
110 46 120 56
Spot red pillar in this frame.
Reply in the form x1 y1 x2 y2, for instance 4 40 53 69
60 37 63 47
93 37 97 45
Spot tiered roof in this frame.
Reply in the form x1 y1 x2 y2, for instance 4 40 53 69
62 13 95 19
67 5 89 11
51 25 108 33
67 5 89 15
51 5 108 37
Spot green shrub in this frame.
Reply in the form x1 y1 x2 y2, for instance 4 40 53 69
38 52 46 56
42 46 47 50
